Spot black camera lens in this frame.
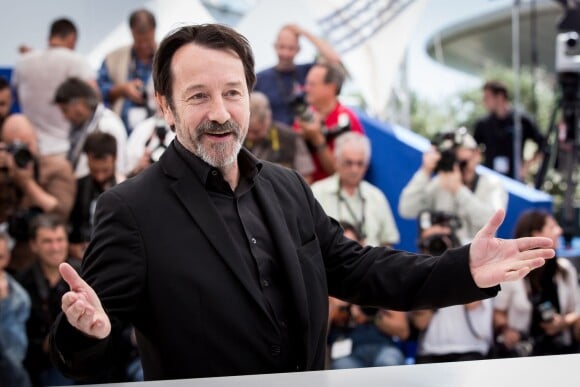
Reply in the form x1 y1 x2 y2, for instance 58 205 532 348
13 147 33 168
5 142 33 169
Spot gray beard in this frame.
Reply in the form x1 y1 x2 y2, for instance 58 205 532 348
195 139 242 169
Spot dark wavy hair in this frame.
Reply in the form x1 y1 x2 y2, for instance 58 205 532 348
153 24 255 110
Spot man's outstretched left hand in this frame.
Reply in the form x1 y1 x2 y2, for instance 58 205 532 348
469 209 555 288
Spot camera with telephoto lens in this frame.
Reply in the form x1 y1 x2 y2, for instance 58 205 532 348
148 118 169 163
417 210 462 255
431 128 470 173
1 141 34 169
287 92 314 122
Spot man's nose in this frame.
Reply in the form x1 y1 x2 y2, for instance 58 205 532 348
207 97 231 124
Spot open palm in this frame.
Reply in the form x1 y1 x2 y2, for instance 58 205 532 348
469 209 555 288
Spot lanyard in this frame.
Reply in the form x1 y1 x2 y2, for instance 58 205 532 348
337 184 366 238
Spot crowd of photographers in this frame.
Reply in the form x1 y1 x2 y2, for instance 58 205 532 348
0 8 579 387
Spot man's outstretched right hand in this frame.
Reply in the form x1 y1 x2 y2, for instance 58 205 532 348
59 262 111 339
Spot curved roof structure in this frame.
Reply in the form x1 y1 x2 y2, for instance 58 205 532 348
425 1 562 75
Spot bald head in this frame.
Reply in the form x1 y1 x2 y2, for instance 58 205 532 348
274 25 300 70
1 114 39 155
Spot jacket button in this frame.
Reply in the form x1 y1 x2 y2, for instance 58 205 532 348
270 345 281 356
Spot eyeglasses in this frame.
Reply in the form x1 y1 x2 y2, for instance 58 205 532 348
341 159 366 168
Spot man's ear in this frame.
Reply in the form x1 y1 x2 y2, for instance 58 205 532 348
155 93 175 127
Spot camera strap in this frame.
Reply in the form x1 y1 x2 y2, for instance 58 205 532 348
68 106 107 170
463 305 484 341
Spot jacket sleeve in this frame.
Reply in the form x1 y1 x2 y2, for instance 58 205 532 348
50 189 146 380
295 171 499 311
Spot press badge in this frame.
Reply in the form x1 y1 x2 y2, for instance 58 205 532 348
493 156 509 174
330 338 353 359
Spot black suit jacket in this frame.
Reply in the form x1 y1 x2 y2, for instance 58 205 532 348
50 143 497 381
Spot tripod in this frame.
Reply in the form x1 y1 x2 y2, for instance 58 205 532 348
535 72 580 247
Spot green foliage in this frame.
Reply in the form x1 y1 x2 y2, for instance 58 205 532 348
410 65 556 139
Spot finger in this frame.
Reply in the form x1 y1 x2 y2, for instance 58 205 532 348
515 248 555 262
66 299 95 328
505 257 546 272
503 267 531 282
478 209 506 238
515 236 554 251
59 262 88 291
61 291 80 310
76 307 97 333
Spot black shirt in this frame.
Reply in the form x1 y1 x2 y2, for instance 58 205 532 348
473 110 545 178
174 139 297 369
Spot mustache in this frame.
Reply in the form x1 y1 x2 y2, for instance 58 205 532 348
195 120 241 139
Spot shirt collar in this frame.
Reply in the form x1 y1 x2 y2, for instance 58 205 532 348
173 138 262 190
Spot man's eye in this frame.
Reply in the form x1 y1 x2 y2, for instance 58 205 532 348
189 93 207 101
225 90 241 97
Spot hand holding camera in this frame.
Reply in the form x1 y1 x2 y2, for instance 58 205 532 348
0 141 35 186
125 79 146 104
296 110 325 145
421 146 441 175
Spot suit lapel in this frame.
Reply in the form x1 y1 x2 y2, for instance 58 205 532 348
254 175 311 362
162 146 273 322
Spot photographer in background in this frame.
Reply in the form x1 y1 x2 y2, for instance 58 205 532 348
0 77 13 130
54 77 128 178
295 62 364 182
327 222 408 369
399 127 507 244
126 112 174 177
0 115 75 273
311 132 399 247
493 210 579 358
254 24 341 126
245 91 314 182
68 132 124 260
474 80 545 180
410 218 494 363
98 9 157 134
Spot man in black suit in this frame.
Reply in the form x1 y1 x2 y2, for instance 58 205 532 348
49 24 555 382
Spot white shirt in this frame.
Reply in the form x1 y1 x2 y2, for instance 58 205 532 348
73 104 128 177
418 300 494 356
311 173 400 246
12 47 95 155
126 116 175 174
493 258 578 345
399 169 508 244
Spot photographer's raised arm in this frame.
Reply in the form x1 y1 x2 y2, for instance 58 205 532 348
284 24 341 65
15 155 76 220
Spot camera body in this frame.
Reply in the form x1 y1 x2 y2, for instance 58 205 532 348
537 301 556 323
431 131 468 173
2 141 34 169
417 210 462 255
556 31 580 74
287 92 314 122
149 119 169 163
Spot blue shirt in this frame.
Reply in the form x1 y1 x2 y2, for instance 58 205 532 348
0 273 30 363
254 63 313 126
97 49 153 134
